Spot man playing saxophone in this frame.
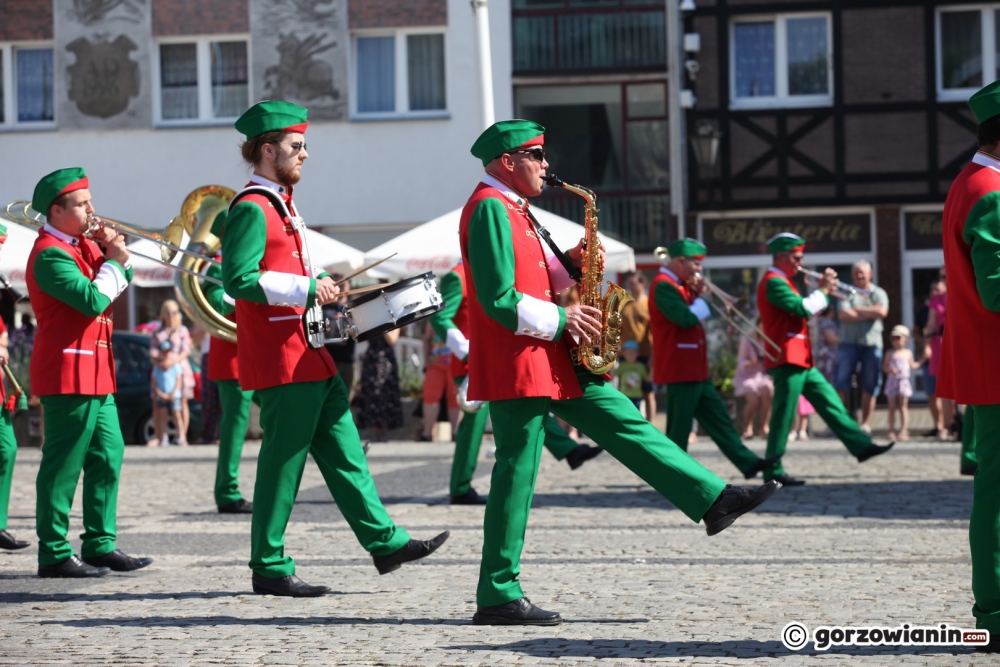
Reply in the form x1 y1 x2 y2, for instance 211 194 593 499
461 120 780 626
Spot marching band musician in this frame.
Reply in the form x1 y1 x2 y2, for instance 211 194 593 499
0 223 29 552
648 238 778 478
202 211 255 514
27 168 153 577
461 120 780 626
221 101 448 598
431 260 604 506
937 79 1000 652
757 233 894 487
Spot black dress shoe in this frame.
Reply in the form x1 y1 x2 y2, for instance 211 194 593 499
218 498 253 514
252 572 330 597
962 464 979 476
976 634 1000 653
0 529 30 550
703 480 781 536
450 488 487 505
83 549 153 572
772 473 806 487
566 444 603 470
857 441 895 462
363 441 371 454
473 597 562 626
38 555 110 578
743 454 782 479
372 531 449 575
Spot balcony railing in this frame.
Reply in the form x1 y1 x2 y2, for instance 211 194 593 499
534 192 671 252
513 10 666 73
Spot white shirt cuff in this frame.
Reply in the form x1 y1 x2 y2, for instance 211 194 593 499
802 290 828 315
93 262 129 303
222 293 236 306
546 254 576 293
689 297 711 322
446 328 470 359
258 271 312 308
515 294 561 340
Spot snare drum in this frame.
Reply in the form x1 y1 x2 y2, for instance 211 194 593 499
345 272 443 342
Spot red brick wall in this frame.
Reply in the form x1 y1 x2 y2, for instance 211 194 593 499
153 0 249 36
349 0 447 29
0 0 53 41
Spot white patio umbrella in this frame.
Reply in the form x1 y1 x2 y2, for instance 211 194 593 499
0 221 43 289
363 206 636 279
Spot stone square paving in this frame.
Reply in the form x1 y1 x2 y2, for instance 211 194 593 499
0 433 988 666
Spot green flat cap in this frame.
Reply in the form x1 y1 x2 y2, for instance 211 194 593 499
210 210 226 238
235 100 309 139
970 80 1000 124
32 167 89 215
667 238 707 258
471 120 545 166
766 232 805 253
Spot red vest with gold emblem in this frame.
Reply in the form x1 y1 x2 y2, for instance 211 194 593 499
231 186 337 391
757 270 813 370
27 231 117 395
459 184 581 401
938 160 1000 404
648 270 709 384
447 263 471 379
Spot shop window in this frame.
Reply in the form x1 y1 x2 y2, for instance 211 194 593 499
353 31 447 118
0 44 55 128
730 13 832 109
936 6 1000 100
155 37 249 125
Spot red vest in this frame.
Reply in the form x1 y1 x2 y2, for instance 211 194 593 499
757 270 813 370
938 159 1000 404
207 251 240 382
0 317 7 403
448 264 471 379
26 230 117 396
459 184 581 401
230 185 337 391
648 270 709 384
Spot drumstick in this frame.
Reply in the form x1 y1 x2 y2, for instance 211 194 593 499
341 283 390 298
334 253 397 286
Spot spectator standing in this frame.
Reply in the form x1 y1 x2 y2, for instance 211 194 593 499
420 325 458 441
199 335 221 444
733 328 773 439
355 329 404 441
924 273 955 439
149 300 194 445
812 306 841 438
834 260 889 434
620 273 655 420
150 339 184 447
615 340 649 412
883 325 921 441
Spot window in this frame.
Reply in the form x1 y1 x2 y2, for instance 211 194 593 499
352 30 446 118
730 13 832 109
937 6 1000 100
0 44 55 128
154 37 249 124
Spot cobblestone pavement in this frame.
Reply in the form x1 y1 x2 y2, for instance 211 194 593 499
0 433 985 666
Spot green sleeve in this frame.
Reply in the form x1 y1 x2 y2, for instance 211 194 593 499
221 200 318 307
467 198 567 340
430 270 463 341
203 262 234 316
765 277 813 317
33 247 114 317
964 191 1000 312
653 280 700 328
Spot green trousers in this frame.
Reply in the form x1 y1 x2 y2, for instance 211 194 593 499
215 379 259 507
478 371 727 606
0 410 16 529
36 394 124 566
962 405 978 469
450 396 580 498
666 381 761 475
765 365 870 479
971 404 1000 634
251 375 410 578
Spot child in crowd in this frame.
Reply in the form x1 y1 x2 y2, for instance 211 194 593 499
788 396 813 441
151 339 184 447
616 340 650 415
883 324 922 441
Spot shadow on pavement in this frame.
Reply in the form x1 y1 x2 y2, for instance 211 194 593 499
42 615 470 627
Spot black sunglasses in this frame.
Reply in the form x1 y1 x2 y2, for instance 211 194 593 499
508 147 546 162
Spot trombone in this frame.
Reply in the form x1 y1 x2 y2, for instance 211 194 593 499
798 268 871 299
3 199 222 286
691 271 782 362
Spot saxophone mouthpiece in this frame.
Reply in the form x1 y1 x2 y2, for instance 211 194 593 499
543 175 565 188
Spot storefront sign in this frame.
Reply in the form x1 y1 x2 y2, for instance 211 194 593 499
903 211 943 250
701 214 871 256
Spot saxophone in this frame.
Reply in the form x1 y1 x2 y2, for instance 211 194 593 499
543 175 633 374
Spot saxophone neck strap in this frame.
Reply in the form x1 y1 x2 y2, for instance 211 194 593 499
525 208 582 282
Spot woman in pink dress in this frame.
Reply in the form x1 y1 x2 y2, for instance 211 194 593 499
149 300 195 445
734 328 773 438
923 276 954 440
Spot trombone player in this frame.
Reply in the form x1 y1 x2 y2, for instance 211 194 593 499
649 238 778 478
757 233 894 486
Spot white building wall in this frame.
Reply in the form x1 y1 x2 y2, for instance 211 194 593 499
0 0 513 246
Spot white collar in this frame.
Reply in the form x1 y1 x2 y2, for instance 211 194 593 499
768 266 787 278
250 173 290 195
44 223 80 246
973 151 1000 172
659 266 680 282
481 174 528 208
